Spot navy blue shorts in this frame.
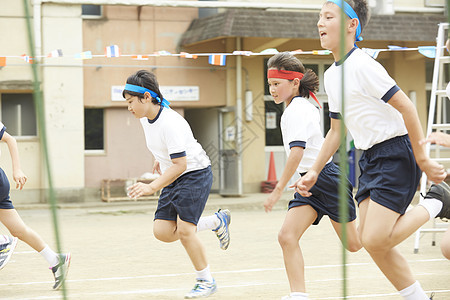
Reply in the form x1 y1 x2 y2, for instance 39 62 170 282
355 134 422 214
0 168 13 210
155 166 212 225
289 162 357 225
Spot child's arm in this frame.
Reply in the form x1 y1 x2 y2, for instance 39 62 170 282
294 118 342 196
420 132 450 148
264 147 303 212
389 90 446 183
127 156 186 199
1 132 27 190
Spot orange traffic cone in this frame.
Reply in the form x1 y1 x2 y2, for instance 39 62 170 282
261 152 278 193
267 151 277 182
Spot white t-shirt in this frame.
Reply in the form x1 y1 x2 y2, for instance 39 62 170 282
281 97 331 173
139 107 210 176
324 47 407 150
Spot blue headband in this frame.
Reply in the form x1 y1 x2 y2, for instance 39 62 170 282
328 0 363 42
124 83 170 108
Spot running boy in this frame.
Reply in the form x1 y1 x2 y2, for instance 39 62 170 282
420 132 450 260
123 70 231 299
0 124 70 288
264 52 361 300
296 1 450 299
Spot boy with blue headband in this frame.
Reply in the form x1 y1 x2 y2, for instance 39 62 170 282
123 70 231 298
296 1 450 299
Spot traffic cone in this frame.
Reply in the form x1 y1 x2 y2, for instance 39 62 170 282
267 151 277 182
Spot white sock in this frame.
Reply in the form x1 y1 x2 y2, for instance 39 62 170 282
196 214 220 232
419 198 443 220
195 265 214 282
399 281 428 300
39 245 59 267
290 292 308 299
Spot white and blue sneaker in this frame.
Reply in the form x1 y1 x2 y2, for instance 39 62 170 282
0 236 18 270
51 253 71 290
213 209 231 250
185 279 217 298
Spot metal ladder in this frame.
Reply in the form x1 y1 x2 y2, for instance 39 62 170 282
414 22 450 254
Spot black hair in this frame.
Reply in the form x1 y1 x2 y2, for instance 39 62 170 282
122 70 163 105
344 0 370 33
267 52 319 98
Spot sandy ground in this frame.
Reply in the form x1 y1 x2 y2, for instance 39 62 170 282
0 192 449 300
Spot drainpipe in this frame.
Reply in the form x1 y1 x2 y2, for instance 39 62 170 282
236 37 243 195
33 0 42 58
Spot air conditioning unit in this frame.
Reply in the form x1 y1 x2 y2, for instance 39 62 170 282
369 0 394 15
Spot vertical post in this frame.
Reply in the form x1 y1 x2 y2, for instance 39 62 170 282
236 37 243 195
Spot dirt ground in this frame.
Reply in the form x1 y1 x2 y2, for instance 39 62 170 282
1 192 449 300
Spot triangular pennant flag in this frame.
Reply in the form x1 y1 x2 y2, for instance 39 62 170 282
180 52 198 59
74 51 93 59
131 55 149 60
418 46 436 59
0 57 6 67
362 48 381 59
312 50 331 55
208 54 226 66
105 45 120 58
155 50 171 56
47 49 63 57
259 48 279 55
232 50 253 56
21 54 33 64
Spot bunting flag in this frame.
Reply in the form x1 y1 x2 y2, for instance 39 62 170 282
180 52 198 59
131 55 149 60
105 45 120 57
156 50 171 56
21 54 33 64
0 57 5 67
208 54 226 66
232 50 253 56
74 51 93 59
312 50 331 55
388 45 408 50
418 46 436 59
362 48 381 59
47 49 63 57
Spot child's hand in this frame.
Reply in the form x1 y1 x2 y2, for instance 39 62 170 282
13 169 27 190
127 182 155 199
291 170 318 197
152 161 162 175
419 132 450 148
264 188 282 213
419 158 447 184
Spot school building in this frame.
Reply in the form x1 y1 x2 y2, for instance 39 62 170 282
0 0 448 203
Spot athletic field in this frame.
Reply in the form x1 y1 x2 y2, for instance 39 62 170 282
1 192 449 299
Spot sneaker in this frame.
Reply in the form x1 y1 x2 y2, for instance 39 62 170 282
213 209 231 250
0 236 18 270
424 182 450 219
51 253 71 290
185 279 217 299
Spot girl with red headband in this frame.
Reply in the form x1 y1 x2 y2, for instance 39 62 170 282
263 52 361 300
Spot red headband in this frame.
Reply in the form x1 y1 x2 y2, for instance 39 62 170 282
267 69 322 108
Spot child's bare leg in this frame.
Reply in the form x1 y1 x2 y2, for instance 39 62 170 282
441 226 450 260
330 219 362 252
359 199 415 290
0 209 46 251
278 205 317 293
176 217 208 271
153 219 179 242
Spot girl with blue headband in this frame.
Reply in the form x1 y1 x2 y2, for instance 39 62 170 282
123 70 231 298
296 1 450 299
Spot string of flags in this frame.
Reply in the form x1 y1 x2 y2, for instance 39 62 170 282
0 44 445 68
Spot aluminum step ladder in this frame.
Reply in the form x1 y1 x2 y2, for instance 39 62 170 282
414 22 449 254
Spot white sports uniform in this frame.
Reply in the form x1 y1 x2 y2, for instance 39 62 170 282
139 107 210 175
281 97 331 173
324 47 406 150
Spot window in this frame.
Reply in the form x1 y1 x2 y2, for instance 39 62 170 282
82 5 102 18
85 108 104 151
1 93 37 137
